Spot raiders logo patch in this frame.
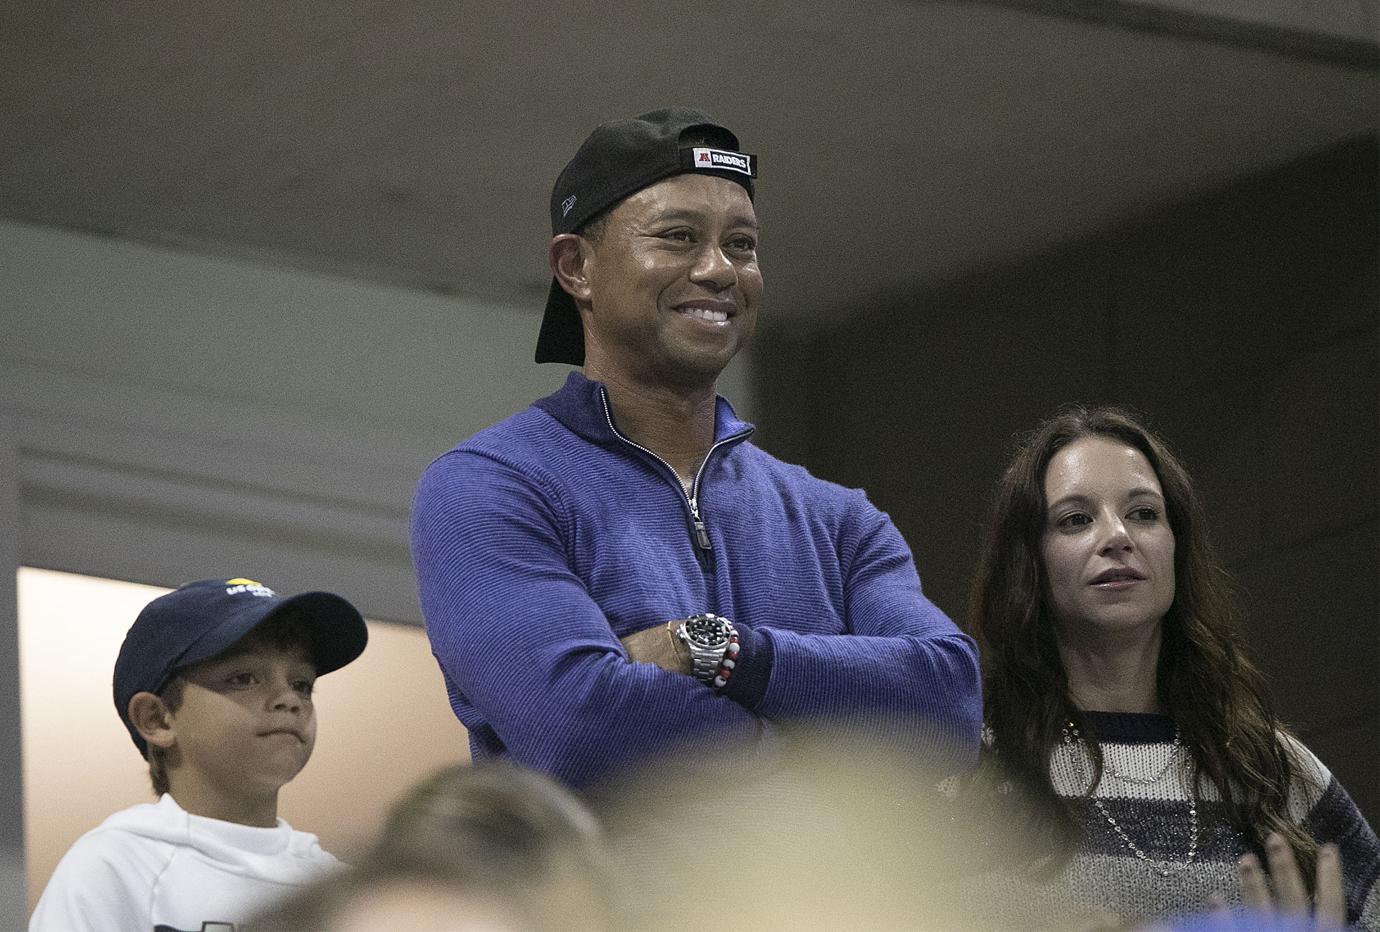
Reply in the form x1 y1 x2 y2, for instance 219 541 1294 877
690 147 754 177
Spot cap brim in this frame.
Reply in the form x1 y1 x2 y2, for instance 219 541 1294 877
535 278 585 365
175 591 368 677
278 591 369 675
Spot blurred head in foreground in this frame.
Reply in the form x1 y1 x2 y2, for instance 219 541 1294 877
250 761 612 931
590 727 1016 931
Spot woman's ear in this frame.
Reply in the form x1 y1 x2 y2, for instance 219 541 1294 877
127 692 177 750
549 233 593 305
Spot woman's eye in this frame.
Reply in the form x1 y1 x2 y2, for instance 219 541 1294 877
727 236 756 252
1129 506 1160 521
662 229 693 242
228 672 257 686
1056 513 1091 529
292 680 315 697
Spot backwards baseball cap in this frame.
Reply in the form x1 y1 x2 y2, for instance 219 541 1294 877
113 578 369 757
535 107 758 366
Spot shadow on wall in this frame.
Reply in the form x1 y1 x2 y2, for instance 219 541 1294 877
751 134 1380 825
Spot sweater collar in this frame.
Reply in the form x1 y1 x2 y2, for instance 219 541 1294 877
1081 711 1176 744
534 371 755 447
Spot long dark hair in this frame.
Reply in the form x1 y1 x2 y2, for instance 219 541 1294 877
967 404 1315 873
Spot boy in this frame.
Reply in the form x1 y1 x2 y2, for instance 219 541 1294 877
30 577 369 932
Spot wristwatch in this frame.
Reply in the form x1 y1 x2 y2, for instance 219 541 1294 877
676 613 738 685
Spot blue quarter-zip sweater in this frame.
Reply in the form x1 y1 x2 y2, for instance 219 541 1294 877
411 372 981 787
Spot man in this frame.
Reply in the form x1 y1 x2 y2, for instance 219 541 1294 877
411 108 980 788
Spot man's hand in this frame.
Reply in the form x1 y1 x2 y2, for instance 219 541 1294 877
621 621 693 677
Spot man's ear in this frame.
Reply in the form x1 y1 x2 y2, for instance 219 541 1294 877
127 692 177 751
549 234 593 305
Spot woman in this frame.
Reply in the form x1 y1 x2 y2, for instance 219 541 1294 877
967 405 1377 928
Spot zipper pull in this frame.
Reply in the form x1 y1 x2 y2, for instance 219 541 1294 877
693 517 713 552
689 498 713 553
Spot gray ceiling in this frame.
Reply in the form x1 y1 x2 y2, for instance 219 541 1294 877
3 1 1376 322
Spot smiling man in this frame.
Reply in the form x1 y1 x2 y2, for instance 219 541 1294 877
410 108 981 788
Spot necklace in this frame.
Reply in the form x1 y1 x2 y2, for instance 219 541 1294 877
1103 726 1184 785
1062 721 1198 877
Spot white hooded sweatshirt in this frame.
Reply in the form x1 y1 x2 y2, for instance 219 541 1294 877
30 794 339 932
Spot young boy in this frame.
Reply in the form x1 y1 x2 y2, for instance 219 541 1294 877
29 577 369 932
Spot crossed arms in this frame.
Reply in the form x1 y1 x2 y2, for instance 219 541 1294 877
412 450 981 787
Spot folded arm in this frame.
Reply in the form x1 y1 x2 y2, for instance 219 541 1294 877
721 500 982 765
412 451 768 787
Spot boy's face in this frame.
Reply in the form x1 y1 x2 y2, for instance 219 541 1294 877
168 634 318 797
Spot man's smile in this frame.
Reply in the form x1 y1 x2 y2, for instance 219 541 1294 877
672 300 736 324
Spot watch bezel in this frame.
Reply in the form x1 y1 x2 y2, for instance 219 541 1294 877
681 613 732 650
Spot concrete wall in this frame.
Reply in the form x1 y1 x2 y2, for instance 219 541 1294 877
754 134 1379 823
0 416 23 930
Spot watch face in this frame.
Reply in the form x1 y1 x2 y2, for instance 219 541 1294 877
683 614 730 650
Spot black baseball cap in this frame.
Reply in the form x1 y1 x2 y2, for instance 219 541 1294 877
113 578 369 757
536 107 758 366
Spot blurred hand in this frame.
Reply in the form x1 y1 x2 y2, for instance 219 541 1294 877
1231 833 1346 929
620 622 692 677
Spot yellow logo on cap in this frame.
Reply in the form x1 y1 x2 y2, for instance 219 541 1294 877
225 579 275 597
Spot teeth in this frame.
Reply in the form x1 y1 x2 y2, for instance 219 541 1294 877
680 306 729 323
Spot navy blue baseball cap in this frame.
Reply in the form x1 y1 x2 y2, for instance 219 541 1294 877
113 578 369 757
536 107 758 366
